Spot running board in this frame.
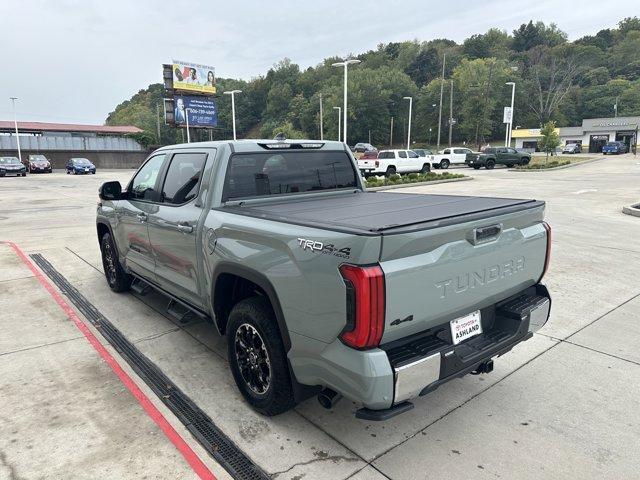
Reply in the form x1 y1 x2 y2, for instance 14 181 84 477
130 277 151 295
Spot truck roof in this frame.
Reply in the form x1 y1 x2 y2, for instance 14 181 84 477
155 139 348 153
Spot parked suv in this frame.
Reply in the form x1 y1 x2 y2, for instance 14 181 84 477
96 139 551 420
466 147 531 169
357 149 430 176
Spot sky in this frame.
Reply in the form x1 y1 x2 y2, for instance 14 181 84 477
0 0 636 125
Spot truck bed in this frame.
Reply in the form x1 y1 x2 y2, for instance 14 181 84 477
221 191 544 235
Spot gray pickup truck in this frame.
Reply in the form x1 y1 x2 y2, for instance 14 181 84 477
96 139 551 420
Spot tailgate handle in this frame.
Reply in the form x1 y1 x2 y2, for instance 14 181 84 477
473 224 502 244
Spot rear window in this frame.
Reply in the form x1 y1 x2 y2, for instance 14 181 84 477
223 151 357 201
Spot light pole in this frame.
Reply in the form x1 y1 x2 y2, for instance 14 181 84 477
332 59 361 145
319 94 324 140
185 107 190 143
223 90 242 140
403 96 412 150
9 97 22 165
437 53 446 149
506 82 516 147
333 106 341 141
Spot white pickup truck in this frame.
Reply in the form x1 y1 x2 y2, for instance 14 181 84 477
430 147 476 169
357 149 431 176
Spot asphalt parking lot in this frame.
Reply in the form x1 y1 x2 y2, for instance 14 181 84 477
1 153 639 480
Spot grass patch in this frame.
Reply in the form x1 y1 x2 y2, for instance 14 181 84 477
365 171 465 188
516 158 571 170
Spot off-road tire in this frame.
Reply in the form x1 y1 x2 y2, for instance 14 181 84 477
521 157 530 166
485 160 495 170
100 232 131 292
440 159 450 169
421 163 431 174
227 296 295 416
385 166 396 177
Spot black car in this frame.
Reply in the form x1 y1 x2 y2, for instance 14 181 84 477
0 157 27 177
353 143 377 153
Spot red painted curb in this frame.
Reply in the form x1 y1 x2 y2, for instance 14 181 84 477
5 242 217 480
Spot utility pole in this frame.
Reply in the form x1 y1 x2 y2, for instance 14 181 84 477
9 97 22 165
477 61 495 151
319 93 324 140
156 104 161 143
223 90 242 140
614 96 619 117
448 80 453 147
185 108 190 143
437 53 446 149
390 116 394 148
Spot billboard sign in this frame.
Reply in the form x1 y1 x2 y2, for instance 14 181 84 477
171 60 216 94
172 95 218 128
503 106 513 124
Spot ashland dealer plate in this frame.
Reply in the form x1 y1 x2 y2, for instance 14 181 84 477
450 310 482 345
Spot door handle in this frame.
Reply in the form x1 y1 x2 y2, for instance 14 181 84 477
176 222 193 234
136 212 147 223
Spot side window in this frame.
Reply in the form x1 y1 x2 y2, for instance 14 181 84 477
496 148 506 154
129 154 166 201
443 149 450 154
507 148 517 154
408 150 419 158
453 149 463 154
161 152 207 205
398 151 407 158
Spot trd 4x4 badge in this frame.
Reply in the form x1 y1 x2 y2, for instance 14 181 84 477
297 238 351 259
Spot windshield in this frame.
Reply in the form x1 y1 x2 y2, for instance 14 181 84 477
73 158 91 165
223 151 358 201
30 155 47 162
0 157 20 164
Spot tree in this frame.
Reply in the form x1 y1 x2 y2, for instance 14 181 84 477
524 45 580 124
539 121 560 162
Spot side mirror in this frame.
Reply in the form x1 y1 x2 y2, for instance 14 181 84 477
99 181 122 201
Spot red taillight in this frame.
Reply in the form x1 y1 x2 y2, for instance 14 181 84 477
540 222 551 281
339 264 385 349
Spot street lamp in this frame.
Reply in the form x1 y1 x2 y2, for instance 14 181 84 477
506 82 516 147
223 90 242 140
333 106 341 142
9 97 22 165
403 96 412 150
332 58 361 145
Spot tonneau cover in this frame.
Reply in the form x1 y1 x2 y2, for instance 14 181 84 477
221 191 544 235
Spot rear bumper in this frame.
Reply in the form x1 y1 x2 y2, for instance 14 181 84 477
292 284 551 418
387 284 550 406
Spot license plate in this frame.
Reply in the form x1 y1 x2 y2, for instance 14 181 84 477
85 168 89 172
450 310 482 345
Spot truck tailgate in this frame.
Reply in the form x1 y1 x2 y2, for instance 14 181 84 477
379 206 547 343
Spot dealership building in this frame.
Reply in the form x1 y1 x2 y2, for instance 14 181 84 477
512 116 639 153
0 121 147 168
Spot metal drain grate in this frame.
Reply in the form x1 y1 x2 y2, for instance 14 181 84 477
31 254 269 480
